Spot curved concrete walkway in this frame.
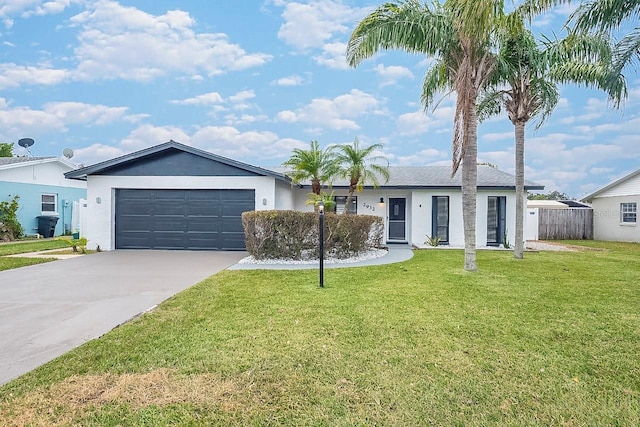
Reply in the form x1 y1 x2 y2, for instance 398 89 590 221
228 244 414 270
0 250 245 386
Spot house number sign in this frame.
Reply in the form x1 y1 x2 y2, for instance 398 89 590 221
362 202 376 212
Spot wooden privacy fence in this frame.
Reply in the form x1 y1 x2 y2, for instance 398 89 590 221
539 208 593 240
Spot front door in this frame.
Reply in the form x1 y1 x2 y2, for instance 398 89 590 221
388 197 406 241
487 196 507 246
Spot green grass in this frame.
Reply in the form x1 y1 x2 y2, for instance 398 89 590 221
0 239 69 256
1 241 639 426
0 240 69 271
0 257 54 270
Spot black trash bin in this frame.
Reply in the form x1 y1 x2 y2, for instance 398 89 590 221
37 216 59 238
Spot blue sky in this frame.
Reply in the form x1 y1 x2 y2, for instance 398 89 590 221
0 0 638 198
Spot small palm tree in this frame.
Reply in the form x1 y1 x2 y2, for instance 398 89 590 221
282 140 339 196
335 138 390 214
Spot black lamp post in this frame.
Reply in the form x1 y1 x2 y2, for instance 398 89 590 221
318 200 324 288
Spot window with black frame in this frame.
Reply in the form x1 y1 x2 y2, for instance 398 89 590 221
333 196 357 214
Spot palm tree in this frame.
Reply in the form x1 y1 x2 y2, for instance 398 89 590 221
479 25 626 259
569 0 640 82
282 140 339 197
478 28 560 259
335 138 390 214
347 0 509 270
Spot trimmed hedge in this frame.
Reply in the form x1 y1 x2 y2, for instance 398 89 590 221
242 210 384 260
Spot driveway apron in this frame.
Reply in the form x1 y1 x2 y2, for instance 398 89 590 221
0 250 245 386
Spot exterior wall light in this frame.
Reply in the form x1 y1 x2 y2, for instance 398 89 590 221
379 197 384 204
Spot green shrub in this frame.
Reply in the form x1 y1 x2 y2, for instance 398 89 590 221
0 195 23 241
242 210 384 260
56 236 88 253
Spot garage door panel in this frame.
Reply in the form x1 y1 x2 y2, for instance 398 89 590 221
188 203 219 216
154 217 185 232
116 189 254 250
221 217 245 233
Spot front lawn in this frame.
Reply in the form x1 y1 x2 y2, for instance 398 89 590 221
0 239 70 271
0 239 69 256
1 242 638 425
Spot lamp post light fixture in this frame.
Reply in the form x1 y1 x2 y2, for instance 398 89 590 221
318 200 325 288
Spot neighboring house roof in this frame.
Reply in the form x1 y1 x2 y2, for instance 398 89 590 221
559 200 591 208
65 140 291 182
287 165 543 190
581 168 640 202
527 200 569 209
0 156 78 171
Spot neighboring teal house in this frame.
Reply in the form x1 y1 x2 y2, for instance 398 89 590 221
0 157 86 237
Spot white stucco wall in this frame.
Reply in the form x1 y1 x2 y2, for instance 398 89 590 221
274 180 295 210
0 160 85 188
85 175 278 250
289 188 522 248
591 195 640 242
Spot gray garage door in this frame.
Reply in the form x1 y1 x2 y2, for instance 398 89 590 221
115 189 254 250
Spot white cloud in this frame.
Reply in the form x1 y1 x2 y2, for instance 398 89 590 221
482 132 513 142
68 1 271 82
229 90 255 103
275 89 382 130
0 99 140 140
396 105 453 136
170 92 224 106
273 74 305 86
395 148 447 165
73 143 126 166
313 42 349 70
374 64 413 87
0 63 68 89
120 124 191 151
43 102 133 125
276 0 366 50
224 113 268 126
74 123 307 167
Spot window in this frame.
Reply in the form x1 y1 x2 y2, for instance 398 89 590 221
432 196 449 244
41 193 57 213
333 196 357 214
621 202 637 223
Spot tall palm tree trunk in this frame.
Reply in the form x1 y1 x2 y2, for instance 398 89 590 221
514 121 525 259
344 178 358 214
462 103 478 272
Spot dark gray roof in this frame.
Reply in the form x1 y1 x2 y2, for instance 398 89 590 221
65 140 290 182
284 165 543 190
0 156 55 166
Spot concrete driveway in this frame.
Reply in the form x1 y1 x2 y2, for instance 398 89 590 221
0 250 245 386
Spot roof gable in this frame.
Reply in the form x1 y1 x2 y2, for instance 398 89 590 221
65 141 289 181
582 168 640 201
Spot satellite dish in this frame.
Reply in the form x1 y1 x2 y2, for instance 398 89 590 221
63 148 74 159
18 138 35 148
17 138 35 157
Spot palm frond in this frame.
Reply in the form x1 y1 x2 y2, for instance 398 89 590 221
570 0 640 33
346 0 453 67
